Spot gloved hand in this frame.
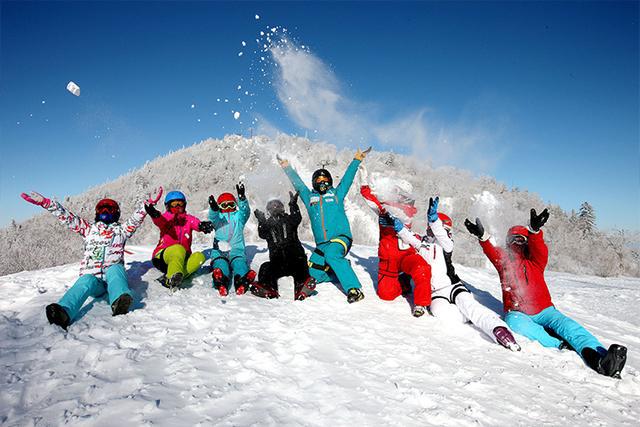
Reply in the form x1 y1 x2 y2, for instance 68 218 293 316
254 209 266 222
427 196 439 223
21 191 50 208
464 217 485 238
199 221 214 234
236 183 246 200
144 203 161 218
392 216 405 233
208 195 219 211
276 154 289 168
289 191 299 206
530 208 550 232
354 146 372 161
146 186 163 205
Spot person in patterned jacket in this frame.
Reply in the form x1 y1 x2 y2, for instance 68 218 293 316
465 208 628 378
20 190 158 330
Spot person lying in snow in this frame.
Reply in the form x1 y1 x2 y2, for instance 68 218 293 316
278 148 370 304
21 190 156 330
360 184 432 317
250 191 317 300
208 182 255 296
465 208 627 377
392 196 520 350
145 190 214 290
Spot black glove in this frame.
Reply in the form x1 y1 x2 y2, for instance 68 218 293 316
236 183 246 200
464 217 485 238
289 191 299 206
254 209 266 222
199 221 214 234
530 208 549 232
144 203 161 218
208 195 219 211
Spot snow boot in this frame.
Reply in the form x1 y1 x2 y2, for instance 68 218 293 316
250 282 279 299
295 277 317 301
213 268 230 296
412 305 426 318
165 272 183 292
234 270 256 295
46 303 70 331
346 288 365 304
111 294 132 316
584 344 627 379
493 326 521 351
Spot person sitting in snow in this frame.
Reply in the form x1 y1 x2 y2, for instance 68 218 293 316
278 148 369 304
208 182 255 296
21 190 157 330
393 196 520 350
465 208 627 376
145 190 214 290
251 191 317 300
360 183 432 317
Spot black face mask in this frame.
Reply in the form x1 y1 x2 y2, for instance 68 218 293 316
95 212 119 224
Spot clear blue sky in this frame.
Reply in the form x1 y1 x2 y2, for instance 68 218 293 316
1 1 638 230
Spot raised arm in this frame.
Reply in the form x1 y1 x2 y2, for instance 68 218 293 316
465 217 503 271
527 208 549 269
282 163 311 204
288 191 302 226
22 192 91 237
254 209 270 239
427 197 453 253
122 202 148 238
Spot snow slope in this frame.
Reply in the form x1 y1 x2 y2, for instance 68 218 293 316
1 243 639 426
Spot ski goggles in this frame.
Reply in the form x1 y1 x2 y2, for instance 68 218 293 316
507 234 528 245
314 176 330 184
96 203 118 214
168 200 186 208
220 201 237 210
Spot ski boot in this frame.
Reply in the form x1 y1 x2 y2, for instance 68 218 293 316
111 294 132 316
164 272 183 292
412 305 426 318
250 282 280 299
346 288 365 304
493 326 521 351
213 268 230 297
46 303 70 331
295 277 317 301
583 344 627 379
234 270 256 295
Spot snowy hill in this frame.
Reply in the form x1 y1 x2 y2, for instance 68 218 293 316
1 242 639 426
2 134 638 278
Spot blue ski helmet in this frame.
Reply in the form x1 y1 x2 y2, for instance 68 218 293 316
165 191 187 207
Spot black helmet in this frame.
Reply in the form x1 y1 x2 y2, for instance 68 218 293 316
312 169 333 193
266 199 285 217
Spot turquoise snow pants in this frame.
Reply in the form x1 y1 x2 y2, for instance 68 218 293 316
307 240 361 293
505 306 605 356
210 249 249 284
58 264 131 320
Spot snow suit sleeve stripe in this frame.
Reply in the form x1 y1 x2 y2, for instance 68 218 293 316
46 200 91 238
479 238 504 272
527 229 549 270
397 227 423 250
430 219 454 253
336 159 361 201
284 165 311 204
122 203 148 239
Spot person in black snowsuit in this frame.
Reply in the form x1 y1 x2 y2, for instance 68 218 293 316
251 191 316 300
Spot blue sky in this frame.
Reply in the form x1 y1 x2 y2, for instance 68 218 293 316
1 1 638 230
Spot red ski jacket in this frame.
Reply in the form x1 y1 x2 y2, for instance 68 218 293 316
479 230 553 315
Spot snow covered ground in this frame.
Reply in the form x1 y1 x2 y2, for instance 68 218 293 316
1 243 639 426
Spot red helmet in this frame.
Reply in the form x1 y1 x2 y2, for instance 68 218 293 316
95 198 120 224
507 225 529 246
217 192 237 212
438 213 452 230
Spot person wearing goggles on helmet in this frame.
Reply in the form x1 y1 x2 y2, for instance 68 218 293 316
251 191 317 301
465 208 627 378
20 189 156 330
278 147 370 304
394 196 520 351
145 190 214 291
208 182 255 297
360 182 433 316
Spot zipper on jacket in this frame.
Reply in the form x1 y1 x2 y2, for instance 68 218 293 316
320 197 327 240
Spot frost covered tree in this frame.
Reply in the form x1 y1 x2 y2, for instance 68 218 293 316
578 202 596 235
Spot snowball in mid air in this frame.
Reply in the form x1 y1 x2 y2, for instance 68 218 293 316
255 14 260 20
233 111 240 120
